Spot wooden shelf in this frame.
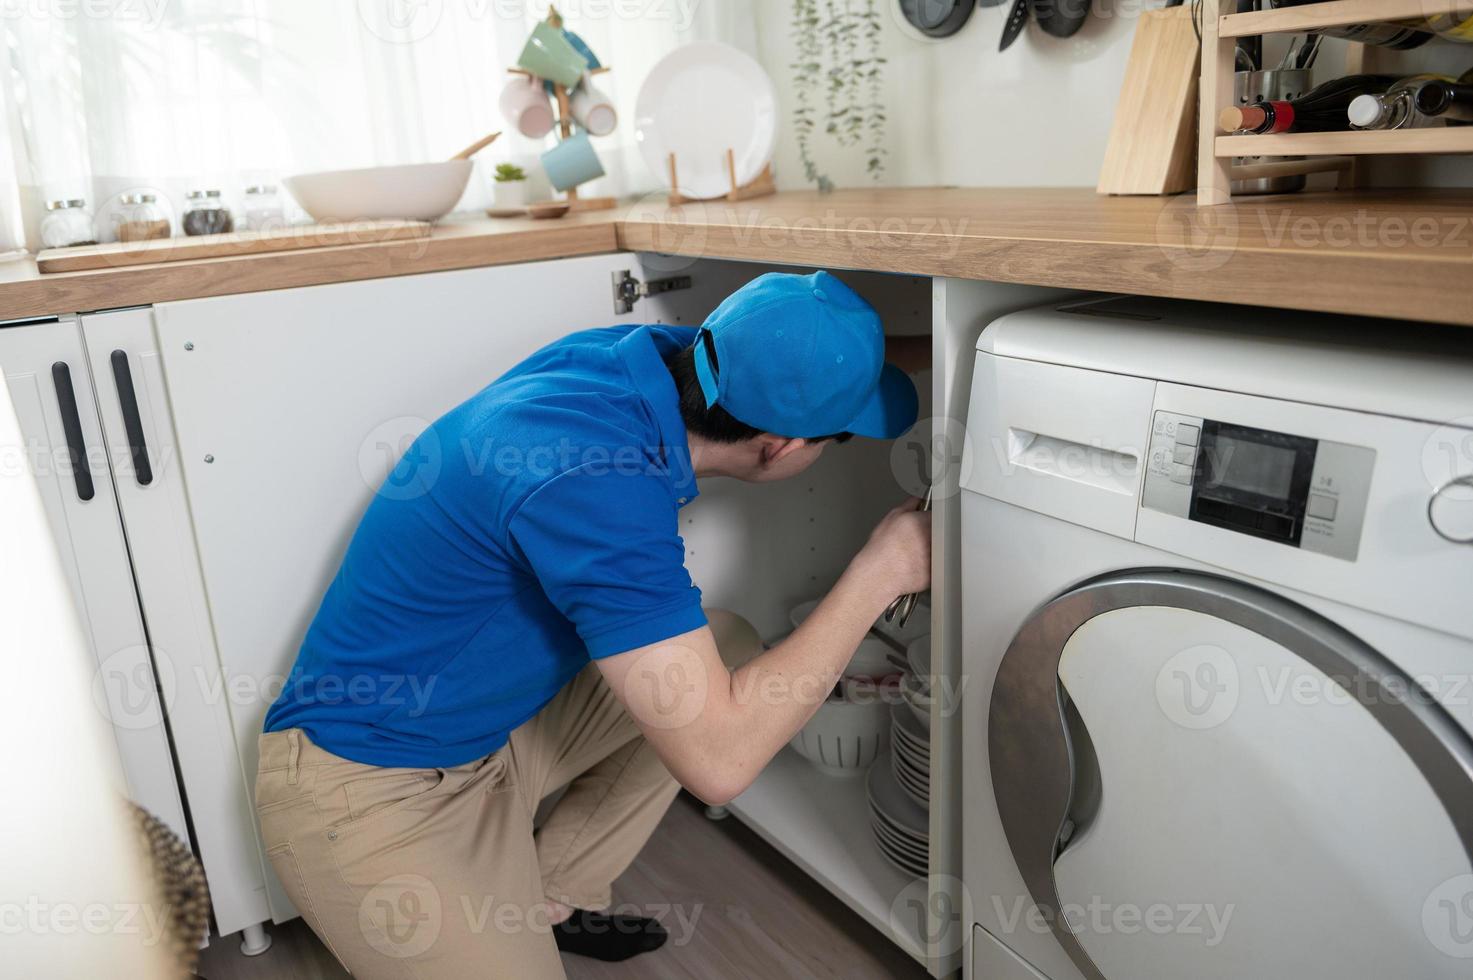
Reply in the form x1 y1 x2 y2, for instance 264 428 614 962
726 747 931 970
1217 127 1473 157
1220 0 1473 38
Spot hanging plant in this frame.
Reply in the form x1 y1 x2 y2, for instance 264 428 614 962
790 0 833 191
790 0 886 189
861 0 887 178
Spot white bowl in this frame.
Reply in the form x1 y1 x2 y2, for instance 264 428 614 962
284 161 473 223
848 635 903 680
790 694 892 778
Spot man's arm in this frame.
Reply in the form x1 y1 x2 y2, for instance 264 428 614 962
594 500 929 805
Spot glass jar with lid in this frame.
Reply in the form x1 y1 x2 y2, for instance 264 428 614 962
182 189 233 236
41 199 97 249
241 184 285 233
115 192 171 242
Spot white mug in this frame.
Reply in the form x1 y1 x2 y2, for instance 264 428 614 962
568 73 617 137
498 75 555 139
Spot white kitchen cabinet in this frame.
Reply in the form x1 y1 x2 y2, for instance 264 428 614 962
0 316 188 842
13 252 961 970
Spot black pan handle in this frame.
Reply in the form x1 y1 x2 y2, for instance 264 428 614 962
51 361 95 502
110 350 153 487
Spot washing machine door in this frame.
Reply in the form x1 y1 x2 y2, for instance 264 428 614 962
990 569 1473 980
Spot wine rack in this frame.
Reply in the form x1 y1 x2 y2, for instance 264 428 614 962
1197 0 1473 205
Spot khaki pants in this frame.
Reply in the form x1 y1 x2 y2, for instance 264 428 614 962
254 664 680 979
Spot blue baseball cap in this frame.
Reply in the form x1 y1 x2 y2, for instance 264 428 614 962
692 271 918 439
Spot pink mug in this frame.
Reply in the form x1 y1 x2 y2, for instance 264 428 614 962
499 75 555 139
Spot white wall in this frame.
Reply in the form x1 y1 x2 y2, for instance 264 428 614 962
745 0 1473 191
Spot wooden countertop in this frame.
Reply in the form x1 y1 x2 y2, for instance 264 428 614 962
4 187 1473 326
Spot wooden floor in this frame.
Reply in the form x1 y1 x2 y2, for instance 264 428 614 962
196 794 928 979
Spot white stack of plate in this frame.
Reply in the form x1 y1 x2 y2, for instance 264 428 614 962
890 700 930 809
900 635 933 730
867 749 928 878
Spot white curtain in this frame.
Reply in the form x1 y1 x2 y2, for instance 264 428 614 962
0 0 754 252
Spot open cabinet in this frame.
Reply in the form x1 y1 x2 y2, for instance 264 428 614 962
7 251 1021 974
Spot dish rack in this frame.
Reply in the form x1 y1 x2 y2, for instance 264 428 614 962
1197 0 1473 205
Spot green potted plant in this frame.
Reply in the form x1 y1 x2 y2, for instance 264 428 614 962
492 162 530 210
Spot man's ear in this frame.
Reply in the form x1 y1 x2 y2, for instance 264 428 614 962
758 434 808 468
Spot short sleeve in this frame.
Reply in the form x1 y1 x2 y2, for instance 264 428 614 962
508 464 706 658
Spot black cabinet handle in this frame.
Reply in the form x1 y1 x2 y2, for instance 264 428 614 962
110 350 153 487
50 361 95 502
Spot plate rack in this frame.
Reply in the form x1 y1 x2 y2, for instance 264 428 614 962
1197 0 1473 205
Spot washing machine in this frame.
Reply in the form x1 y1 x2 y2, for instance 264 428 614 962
959 295 1473 980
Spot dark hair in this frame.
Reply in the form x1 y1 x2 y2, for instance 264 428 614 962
665 338 853 446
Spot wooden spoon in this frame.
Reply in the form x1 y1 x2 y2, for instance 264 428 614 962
450 131 501 161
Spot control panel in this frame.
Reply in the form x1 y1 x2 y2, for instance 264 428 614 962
1142 411 1376 561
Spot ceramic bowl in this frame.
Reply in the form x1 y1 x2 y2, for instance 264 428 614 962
284 161 472 223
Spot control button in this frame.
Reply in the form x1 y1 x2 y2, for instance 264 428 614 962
1171 463 1193 485
1176 423 1200 446
1173 444 1197 465
1307 494 1338 521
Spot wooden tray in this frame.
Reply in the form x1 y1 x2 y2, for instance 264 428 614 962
38 219 431 274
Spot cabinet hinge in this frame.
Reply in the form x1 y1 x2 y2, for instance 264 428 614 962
611 269 692 315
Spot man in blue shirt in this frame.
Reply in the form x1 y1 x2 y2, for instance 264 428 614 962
255 271 930 978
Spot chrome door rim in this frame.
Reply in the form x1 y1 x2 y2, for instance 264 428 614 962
988 568 1473 980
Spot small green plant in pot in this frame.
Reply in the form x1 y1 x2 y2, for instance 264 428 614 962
492 162 530 210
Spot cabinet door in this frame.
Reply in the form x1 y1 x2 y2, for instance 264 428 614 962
152 252 690 922
80 308 271 939
0 317 188 840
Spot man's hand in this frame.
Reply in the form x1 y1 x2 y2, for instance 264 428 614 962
594 497 931 805
852 497 932 600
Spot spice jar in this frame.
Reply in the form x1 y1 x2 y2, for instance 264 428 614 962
241 184 285 232
182 189 233 236
41 199 98 249
115 193 171 242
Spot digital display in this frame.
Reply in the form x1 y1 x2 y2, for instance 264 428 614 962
1207 436 1298 501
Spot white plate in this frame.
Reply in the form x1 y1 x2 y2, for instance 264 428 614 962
635 41 777 200
867 750 929 840
906 635 932 679
891 700 931 750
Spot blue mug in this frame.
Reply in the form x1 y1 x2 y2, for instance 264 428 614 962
540 132 605 192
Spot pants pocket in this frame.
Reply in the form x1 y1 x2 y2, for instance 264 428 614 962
265 841 346 968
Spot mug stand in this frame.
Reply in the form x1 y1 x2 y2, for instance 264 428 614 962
666 149 776 206
510 66 620 213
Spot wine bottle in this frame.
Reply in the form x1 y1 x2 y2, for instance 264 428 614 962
1268 0 1431 49
1418 13 1473 43
1348 74 1455 131
1220 75 1400 135
1414 69 1473 125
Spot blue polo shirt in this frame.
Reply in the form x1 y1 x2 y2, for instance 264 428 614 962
264 325 707 768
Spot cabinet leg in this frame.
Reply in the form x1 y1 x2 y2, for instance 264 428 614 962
239 922 273 956
704 804 730 821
